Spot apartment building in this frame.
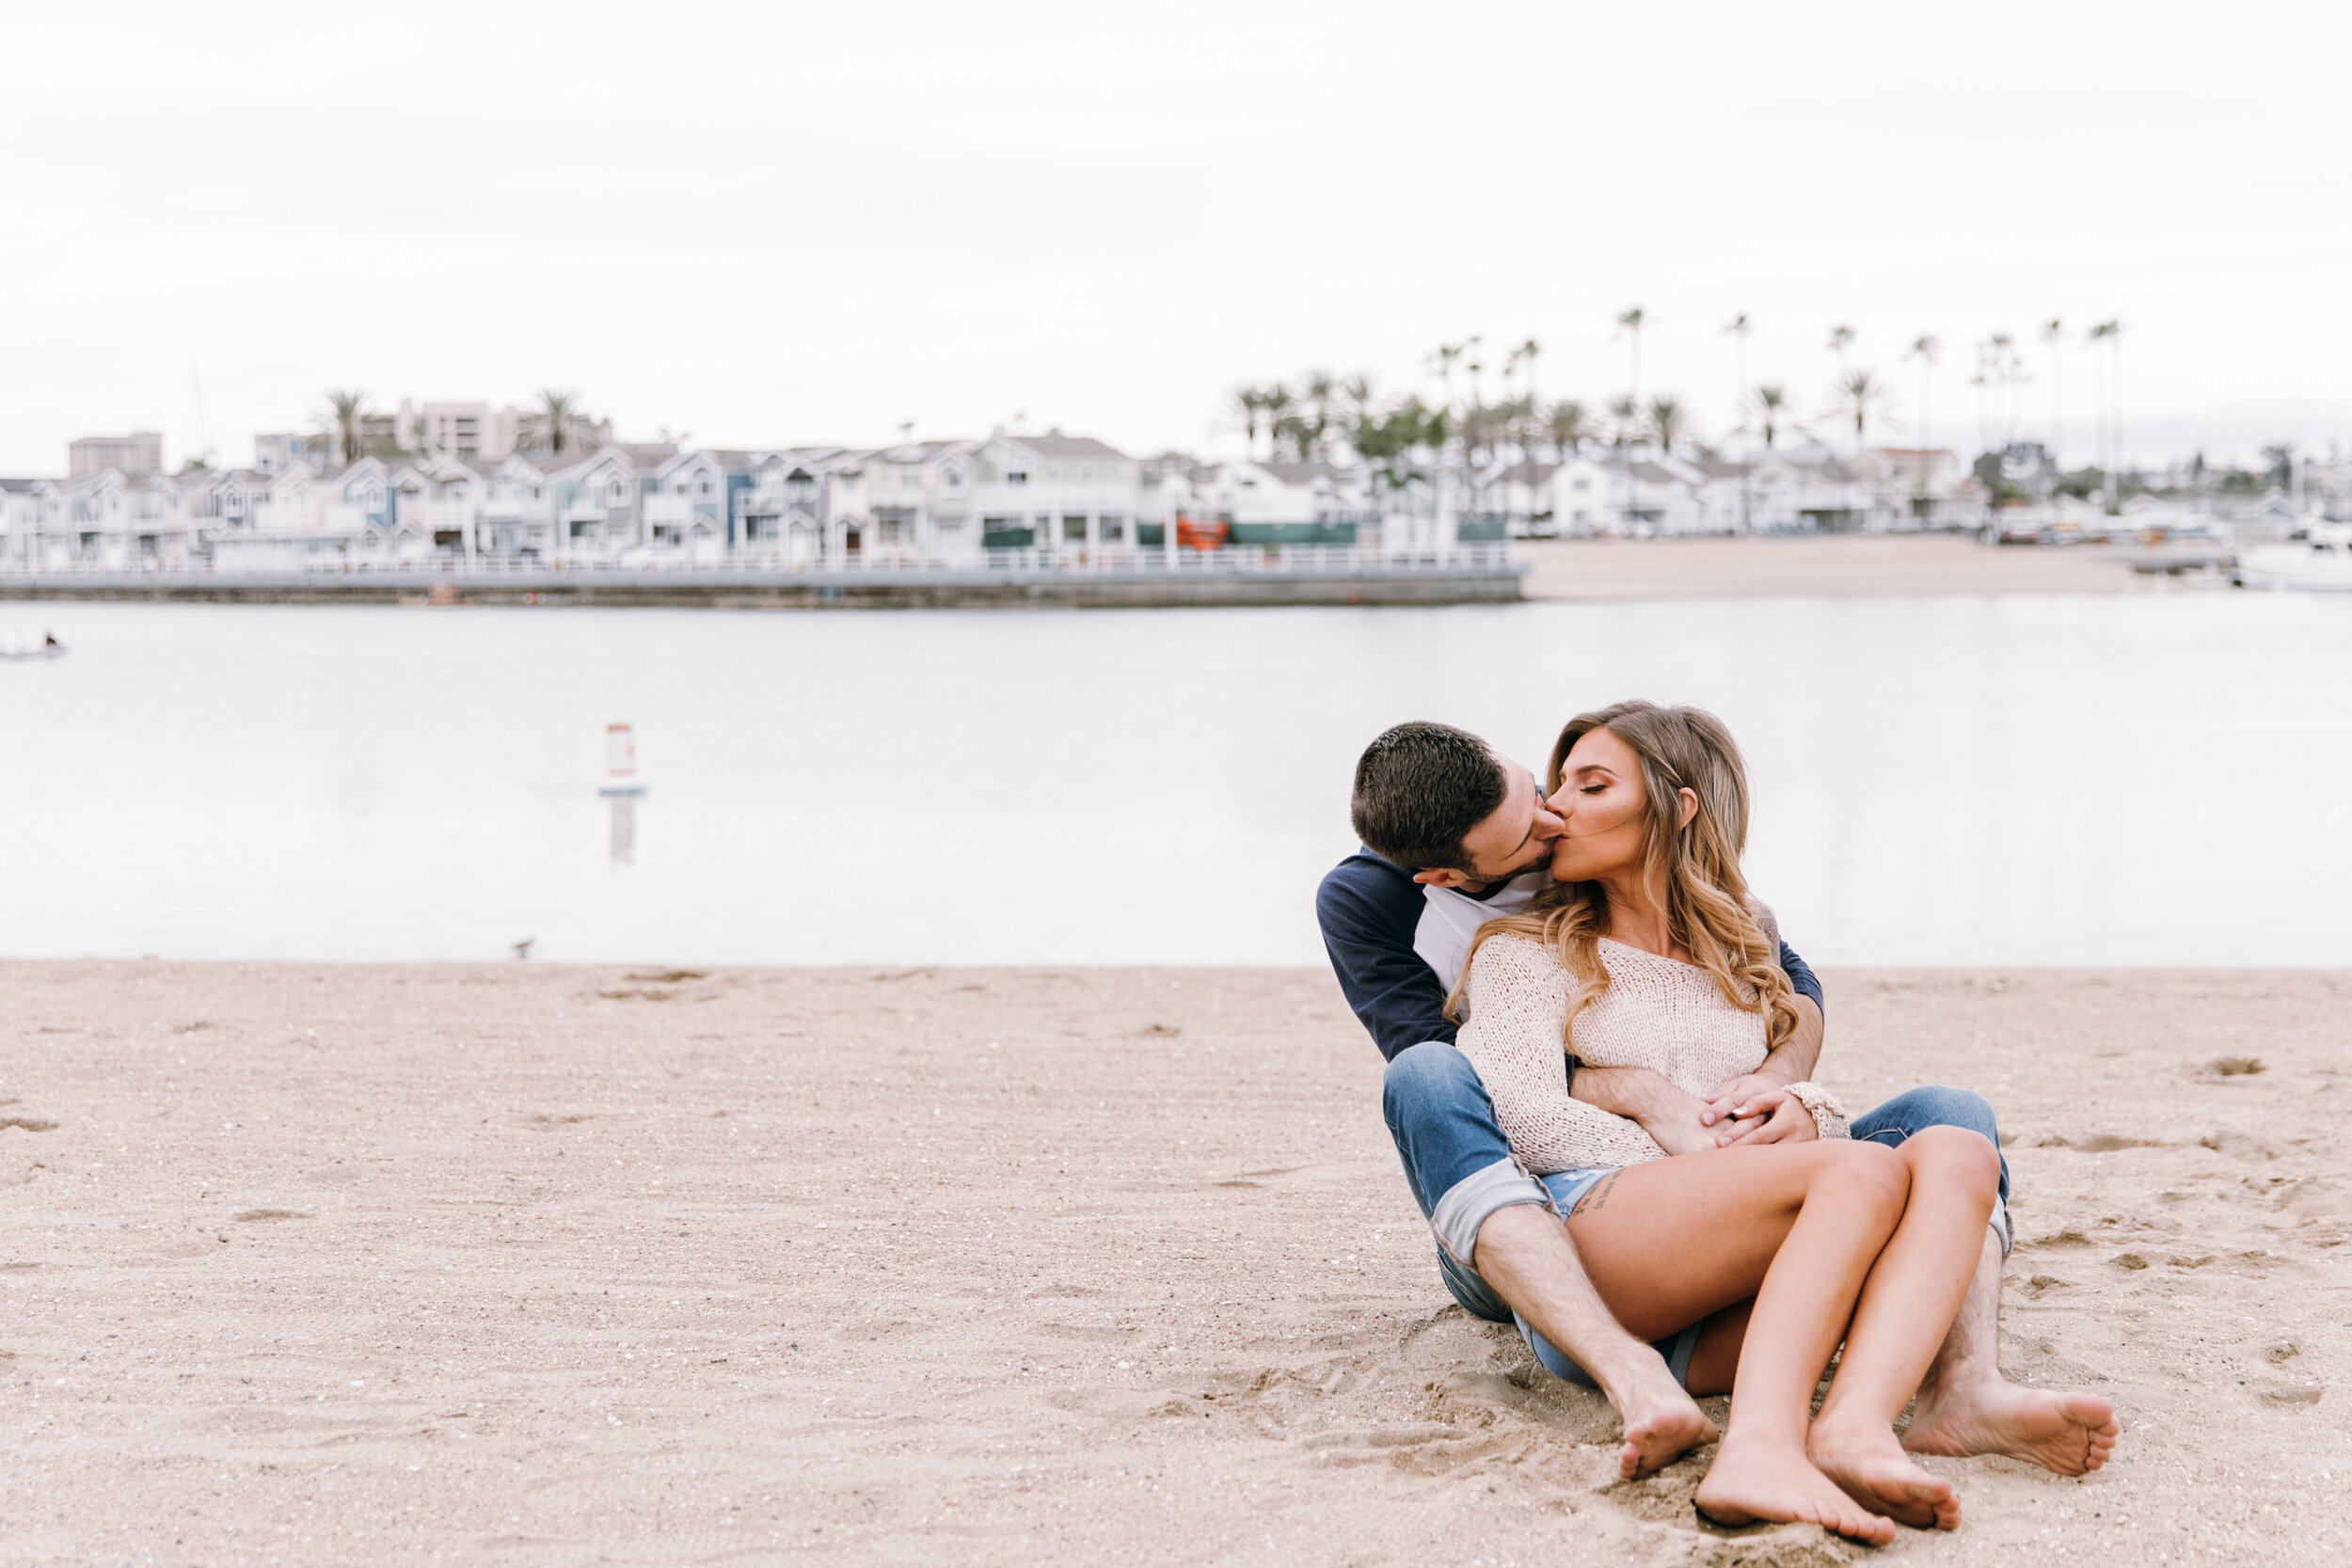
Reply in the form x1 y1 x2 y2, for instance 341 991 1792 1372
69 433 164 479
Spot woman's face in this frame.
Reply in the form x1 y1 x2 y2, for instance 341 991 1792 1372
1549 726 1658 883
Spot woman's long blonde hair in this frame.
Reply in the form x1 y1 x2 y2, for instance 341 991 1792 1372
1445 700 1798 1052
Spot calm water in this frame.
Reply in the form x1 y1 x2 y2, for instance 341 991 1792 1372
5 593 2349 969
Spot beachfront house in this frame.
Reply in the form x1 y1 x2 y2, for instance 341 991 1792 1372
644 450 747 561
385 454 498 562
1163 460 1370 546
201 457 395 568
1845 447 1970 528
546 446 648 559
733 448 850 563
26 468 196 569
968 433 1141 553
0 478 44 570
856 440 982 562
478 455 556 559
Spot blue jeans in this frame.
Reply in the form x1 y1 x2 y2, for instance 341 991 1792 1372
1379 1041 2010 1382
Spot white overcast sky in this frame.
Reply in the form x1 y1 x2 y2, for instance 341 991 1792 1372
6 0 2348 473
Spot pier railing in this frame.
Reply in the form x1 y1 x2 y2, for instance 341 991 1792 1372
0 543 1518 580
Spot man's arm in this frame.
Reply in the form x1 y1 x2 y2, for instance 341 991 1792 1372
1316 854 1456 1060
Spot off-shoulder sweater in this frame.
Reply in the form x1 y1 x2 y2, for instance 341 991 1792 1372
1454 932 1849 1175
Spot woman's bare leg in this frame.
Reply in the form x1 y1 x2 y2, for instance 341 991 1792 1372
1804 1127 2001 1529
1682 1299 1751 1398
1560 1141 1919 1545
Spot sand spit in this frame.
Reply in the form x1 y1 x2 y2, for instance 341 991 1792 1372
1518 535 2150 600
1 961 2346 1565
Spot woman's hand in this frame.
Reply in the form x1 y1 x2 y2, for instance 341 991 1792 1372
1702 1069 1797 1147
1572 1065 1720 1158
1710 1085 1821 1147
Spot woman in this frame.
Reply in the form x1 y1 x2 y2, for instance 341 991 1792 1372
1450 701 2001 1544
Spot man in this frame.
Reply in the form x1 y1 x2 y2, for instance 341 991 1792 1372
1317 720 2117 1481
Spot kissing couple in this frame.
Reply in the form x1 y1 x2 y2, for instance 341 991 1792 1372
1316 702 2119 1544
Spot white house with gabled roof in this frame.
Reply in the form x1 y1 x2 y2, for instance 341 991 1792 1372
546 446 646 559
478 454 556 558
968 432 1142 553
644 449 741 561
853 440 981 560
733 448 849 564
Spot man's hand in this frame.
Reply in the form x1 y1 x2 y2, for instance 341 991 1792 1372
1574 1064 1718 1157
1710 1085 1821 1147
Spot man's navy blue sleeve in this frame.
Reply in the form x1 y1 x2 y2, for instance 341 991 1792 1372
1779 940 1823 1013
1316 852 1454 1061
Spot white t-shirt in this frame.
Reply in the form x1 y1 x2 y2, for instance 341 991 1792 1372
1412 869 1550 1005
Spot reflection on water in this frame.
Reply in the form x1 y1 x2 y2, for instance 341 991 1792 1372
5 594 2351 967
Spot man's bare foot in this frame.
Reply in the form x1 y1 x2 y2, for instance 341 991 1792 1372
1694 1436 1896 1545
1807 1417 1961 1531
1608 1368 1719 1480
1903 1378 2120 1476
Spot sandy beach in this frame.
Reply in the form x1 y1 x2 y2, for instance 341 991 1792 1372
3 960 2344 1565
1518 535 2153 600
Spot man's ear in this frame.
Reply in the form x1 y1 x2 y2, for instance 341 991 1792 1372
1413 867 1475 890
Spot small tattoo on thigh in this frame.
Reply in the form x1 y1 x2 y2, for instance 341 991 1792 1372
1571 1173 1619 1217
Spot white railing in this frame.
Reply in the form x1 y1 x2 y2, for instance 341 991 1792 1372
0 543 1519 579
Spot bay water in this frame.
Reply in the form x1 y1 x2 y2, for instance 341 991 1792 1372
4 593 2346 969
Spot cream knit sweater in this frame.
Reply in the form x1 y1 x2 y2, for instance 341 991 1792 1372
1454 932 1848 1176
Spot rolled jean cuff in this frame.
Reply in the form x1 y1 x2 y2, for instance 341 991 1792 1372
1430 1155 1554 1267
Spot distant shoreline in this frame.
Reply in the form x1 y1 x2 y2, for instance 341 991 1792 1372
0 535 2209 610
0 560 1519 610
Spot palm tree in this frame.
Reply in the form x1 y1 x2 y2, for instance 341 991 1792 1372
1745 385 1791 449
1260 384 1296 459
1226 385 1273 457
1428 341 1467 414
1647 394 1689 457
1508 339 1541 451
516 389 600 460
1827 324 1856 371
1903 336 1940 501
1832 368 1898 454
2041 319 2066 471
1299 368 1340 460
2088 321 2123 510
314 388 373 466
1607 393 1640 450
1723 313 1750 437
1546 400 1593 461
1351 396 1451 499
1615 308 1645 409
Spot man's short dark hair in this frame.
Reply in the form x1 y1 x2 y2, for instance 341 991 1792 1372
1350 721 1508 874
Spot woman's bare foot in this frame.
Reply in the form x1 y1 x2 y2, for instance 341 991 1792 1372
1903 1379 2120 1476
1607 1367 1720 1480
1807 1417 1961 1530
1693 1437 1896 1545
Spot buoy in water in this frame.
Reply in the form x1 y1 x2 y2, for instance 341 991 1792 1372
597 721 648 797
